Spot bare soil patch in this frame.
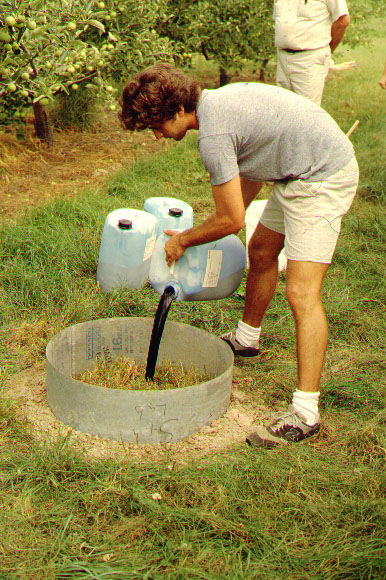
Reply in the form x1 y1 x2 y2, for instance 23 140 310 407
0 112 165 219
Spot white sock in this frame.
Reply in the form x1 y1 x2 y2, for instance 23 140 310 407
235 320 261 348
292 389 320 426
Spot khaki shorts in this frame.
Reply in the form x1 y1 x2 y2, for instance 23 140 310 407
260 157 359 264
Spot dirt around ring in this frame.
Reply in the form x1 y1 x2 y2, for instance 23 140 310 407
6 363 272 463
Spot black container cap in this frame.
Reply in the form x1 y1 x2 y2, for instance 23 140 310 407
118 219 133 230
168 207 183 217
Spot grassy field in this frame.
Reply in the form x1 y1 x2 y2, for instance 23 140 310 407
1 22 386 580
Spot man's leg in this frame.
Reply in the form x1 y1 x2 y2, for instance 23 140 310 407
285 260 330 392
246 259 328 447
286 47 331 106
245 162 358 447
221 222 284 358
276 49 292 91
243 223 285 328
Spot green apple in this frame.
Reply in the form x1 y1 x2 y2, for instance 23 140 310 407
7 82 17 92
68 22 76 31
26 20 37 30
71 83 79 90
5 16 17 27
21 72 30 80
0 31 11 42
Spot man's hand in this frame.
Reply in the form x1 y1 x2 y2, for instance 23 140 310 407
162 175 247 267
163 230 187 266
379 60 386 89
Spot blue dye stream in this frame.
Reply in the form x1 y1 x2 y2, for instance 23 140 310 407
145 286 177 381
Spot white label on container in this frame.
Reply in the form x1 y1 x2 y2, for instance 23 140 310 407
143 233 156 261
202 250 222 288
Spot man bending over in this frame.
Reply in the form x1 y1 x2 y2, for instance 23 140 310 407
119 63 359 448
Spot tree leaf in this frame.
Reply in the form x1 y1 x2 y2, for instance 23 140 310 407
87 19 106 33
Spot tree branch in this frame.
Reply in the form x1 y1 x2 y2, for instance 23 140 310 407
20 42 39 78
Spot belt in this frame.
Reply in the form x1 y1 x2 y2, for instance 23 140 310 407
281 48 308 53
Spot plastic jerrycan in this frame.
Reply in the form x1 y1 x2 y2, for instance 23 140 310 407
143 197 194 238
96 208 157 292
149 232 247 301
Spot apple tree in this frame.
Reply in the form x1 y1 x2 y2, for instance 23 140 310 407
0 0 175 144
156 0 275 85
340 0 385 49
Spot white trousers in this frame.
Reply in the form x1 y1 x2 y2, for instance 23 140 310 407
276 46 331 106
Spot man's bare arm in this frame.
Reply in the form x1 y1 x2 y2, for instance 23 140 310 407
163 175 245 265
330 14 350 53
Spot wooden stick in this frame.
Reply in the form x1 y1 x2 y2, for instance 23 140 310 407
346 120 360 138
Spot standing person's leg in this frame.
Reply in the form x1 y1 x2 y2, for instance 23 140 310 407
286 260 330 393
276 49 293 91
246 159 359 447
222 178 284 358
246 260 329 449
222 223 285 359
244 224 285 328
287 47 331 106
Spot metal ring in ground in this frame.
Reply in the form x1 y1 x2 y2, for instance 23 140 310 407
46 317 234 444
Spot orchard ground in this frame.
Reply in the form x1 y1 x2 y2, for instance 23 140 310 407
0 113 163 218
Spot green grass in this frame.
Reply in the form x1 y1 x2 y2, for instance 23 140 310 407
322 19 386 202
1 21 386 580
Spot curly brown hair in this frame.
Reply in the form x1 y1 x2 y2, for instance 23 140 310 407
119 63 200 131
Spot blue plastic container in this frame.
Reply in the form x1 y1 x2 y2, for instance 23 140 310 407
149 232 247 301
143 197 194 237
97 208 157 292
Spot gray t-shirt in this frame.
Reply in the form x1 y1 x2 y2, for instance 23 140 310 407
196 83 355 185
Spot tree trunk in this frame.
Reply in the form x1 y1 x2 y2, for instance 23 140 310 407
258 59 269 82
33 101 54 146
219 67 230 87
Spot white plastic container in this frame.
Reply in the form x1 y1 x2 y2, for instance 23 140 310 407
143 197 194 237
245 200 287 272
149 232 247 301
97 208 157 292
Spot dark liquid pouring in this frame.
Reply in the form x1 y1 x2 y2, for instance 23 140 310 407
145 285 177 381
